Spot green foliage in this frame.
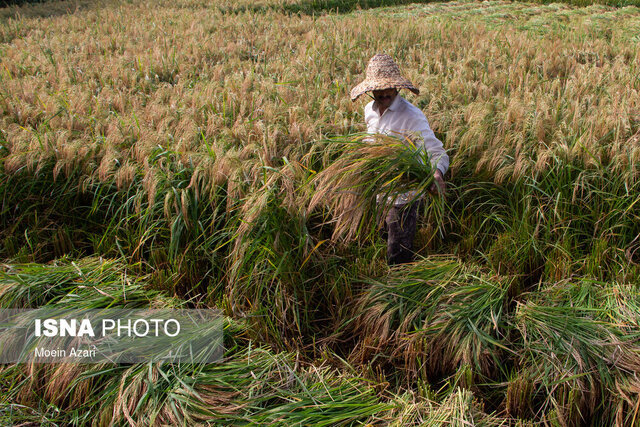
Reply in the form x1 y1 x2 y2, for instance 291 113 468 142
509 279 640 423
0 256 173 309
351 258 514 385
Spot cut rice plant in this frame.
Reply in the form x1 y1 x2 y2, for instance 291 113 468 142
371 387 508 426
611 375 640 427
0 256 391 425
350 257 514 384
0 402 63 426
103 347 390 426
351 258 464 351
0 345 393 426
509 279 638 424
306 133 439 243
0 256 178 309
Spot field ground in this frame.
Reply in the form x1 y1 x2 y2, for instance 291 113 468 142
2 0 640 424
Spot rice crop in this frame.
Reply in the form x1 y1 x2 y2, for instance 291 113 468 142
2 0 640 424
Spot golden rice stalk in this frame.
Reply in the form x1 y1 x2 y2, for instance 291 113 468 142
306 133 436 243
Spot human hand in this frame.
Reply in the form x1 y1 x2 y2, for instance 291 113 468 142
430 169 446 196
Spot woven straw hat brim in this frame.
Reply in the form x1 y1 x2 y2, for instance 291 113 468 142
350 77 419 101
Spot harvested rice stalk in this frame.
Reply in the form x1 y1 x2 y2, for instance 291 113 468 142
306 133 437 243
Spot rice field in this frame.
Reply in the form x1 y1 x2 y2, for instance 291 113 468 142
1 0 640 424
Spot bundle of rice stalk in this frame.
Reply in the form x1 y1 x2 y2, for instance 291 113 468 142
510 279 633 424
1 346 391 426
370 388 506 426
350 258 464 358
306 133 437 243
108 348 389 425
350 258 513 383
421 272 514 381
0 256 177 309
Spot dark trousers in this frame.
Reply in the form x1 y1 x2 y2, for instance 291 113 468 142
384 201 420 265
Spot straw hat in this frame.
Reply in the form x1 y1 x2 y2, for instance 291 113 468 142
350 53 419 101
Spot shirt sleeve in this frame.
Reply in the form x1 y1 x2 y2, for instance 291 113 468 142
419 125 449 175
403 106 448 175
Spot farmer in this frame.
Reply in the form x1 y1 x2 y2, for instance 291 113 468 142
350 53 449 265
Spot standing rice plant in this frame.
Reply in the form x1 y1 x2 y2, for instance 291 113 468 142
0 141 233 298
224 180 316 348
0 158 101 262
448 148 640 284
222 157 358 351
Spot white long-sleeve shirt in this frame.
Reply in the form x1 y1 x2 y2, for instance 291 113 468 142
365 95 449 206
